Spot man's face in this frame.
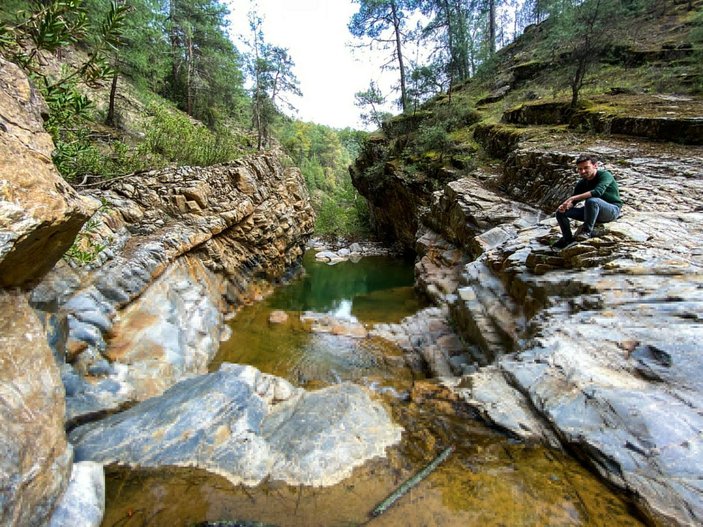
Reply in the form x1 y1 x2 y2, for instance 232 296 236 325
577 160 598 180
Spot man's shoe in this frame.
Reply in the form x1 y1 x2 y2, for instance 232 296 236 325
575 229 594 242
552 237 574 250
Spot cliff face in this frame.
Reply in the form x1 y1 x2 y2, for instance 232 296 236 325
34 153 315 425
349 5 703 525
0 59 315 525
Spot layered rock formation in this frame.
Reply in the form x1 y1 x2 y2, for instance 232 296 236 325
0 57 85 527
352 102 703 526
31 152 315 424
1 56 317 525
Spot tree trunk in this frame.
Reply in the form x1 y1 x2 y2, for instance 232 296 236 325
105 71 118 126
169 0 180 92
390 1 407 112
443 0 456 84
186 32 193 116
488 0 496 55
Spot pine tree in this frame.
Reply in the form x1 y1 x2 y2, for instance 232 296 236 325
245 11 301 150
165 0 245 124
349 0 419 112
545 0 627 108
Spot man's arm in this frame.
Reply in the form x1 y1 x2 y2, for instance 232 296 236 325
589 171 615 198
557 171 613 212
557 190 592 212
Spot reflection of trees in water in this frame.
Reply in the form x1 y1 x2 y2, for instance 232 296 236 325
269 255 416 314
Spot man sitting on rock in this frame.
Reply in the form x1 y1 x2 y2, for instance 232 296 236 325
553 154 623 249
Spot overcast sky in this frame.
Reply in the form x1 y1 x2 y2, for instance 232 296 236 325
226 0 397 130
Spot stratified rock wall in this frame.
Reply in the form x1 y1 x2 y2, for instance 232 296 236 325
1 56 314 525
32 152 315 423
352 107 703 526
350 135 436 250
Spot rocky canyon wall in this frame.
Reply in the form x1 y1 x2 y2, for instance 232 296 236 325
351 99 703 526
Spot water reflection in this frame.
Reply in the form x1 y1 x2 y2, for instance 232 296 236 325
211 252 426 382
267 253 421 322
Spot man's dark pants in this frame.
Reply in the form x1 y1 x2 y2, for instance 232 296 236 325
556 197 621 239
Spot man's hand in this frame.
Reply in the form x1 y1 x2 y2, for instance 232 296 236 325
557 197 574 212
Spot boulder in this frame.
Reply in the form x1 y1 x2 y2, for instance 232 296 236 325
70 364 402 487
0 291 72 526
268 310 289 324
0 57 97 287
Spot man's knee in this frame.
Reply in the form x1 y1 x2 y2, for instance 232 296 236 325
584 197 600 209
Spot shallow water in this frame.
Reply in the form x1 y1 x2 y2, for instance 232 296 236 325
210 252 426 383
101 252 645 527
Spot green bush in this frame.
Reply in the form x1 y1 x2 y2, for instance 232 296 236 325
314 182 371 239
144 103 251 167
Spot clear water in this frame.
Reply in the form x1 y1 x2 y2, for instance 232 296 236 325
101 252 645 527
210 252 426 385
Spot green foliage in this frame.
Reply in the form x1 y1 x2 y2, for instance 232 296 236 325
54 101 253 181
415 123 451 158
0 0 131 180
1 1 87 69
275 119 370 238
314 181 372 239
144 102 252 166
540 0 630 107
84 0 170 93
349 0 417 110
355 81 393 129
692 8 703 92
64 200 110 267
245 11 302 150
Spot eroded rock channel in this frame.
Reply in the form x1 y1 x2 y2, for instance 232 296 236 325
97 249 645 527
1 53 700 527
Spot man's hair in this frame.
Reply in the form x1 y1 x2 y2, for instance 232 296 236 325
576 154 598 165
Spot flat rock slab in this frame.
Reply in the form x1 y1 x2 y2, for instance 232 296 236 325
70 364 401 487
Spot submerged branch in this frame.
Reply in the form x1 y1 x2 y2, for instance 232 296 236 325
370 445 455 518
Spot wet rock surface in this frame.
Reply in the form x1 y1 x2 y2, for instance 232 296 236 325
70 363 402 487
308 238 395 263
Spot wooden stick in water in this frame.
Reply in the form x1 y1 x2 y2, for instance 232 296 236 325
370 445 455 518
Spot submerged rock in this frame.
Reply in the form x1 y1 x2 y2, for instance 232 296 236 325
311 240 394 264
70 364 402 487
268 310 289 324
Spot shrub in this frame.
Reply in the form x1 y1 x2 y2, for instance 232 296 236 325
144 103 251 167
